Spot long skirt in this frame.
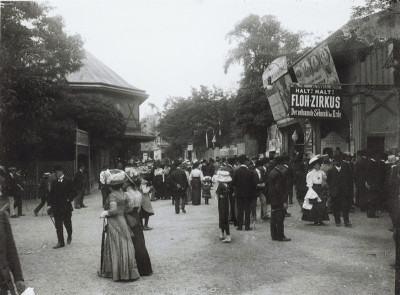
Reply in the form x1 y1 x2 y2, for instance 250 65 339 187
302 184 329 223
218 194 230 232
126 210 153 276
154 175 166 199
191 178 202 205
100 215 140 281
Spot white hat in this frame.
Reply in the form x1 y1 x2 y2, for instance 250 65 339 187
309 154 322 166
386 155 399 164
216 170 232 183
106 169 127 185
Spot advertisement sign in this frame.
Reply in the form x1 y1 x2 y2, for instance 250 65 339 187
262 56 288 87
293 42 340 87
304 121 313 155
266 91 287 121
274 73 292 110
220 147 238 156
289 86 342 119
267 125 283 152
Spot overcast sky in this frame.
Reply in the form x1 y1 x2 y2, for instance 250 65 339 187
48 0 364 117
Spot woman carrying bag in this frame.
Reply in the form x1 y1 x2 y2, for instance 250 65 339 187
302 155 330 226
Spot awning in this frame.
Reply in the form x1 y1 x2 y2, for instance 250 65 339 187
124 131 156 142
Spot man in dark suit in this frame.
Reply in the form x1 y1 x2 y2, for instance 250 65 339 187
169 160 189 214
48 165 74 249
232 154 257 231
327 155 352 227
0 210 26 295
365 151 381 218
220 157 237 226
354 150 368 211
268 156 290 241
73 165 86 209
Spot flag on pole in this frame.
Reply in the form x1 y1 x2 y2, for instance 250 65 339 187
206 131 208 148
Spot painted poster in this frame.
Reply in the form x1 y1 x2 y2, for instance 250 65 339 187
266 88 287 121
293 42 340 87
274 73 292 110
262 56 288 87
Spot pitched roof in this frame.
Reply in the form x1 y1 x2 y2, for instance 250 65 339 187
66 51 148 98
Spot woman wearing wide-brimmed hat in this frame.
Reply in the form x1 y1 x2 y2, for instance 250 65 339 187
99 169 140 281
302 155 330 225
123 170 153 276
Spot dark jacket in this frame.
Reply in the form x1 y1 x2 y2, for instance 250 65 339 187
232 165 257 199
326 166 348 200
73 170 85 192
254 168 267 196
0 211 24 291
169 168 189 193
354 157 369 188
268 166 287 206
49 176 74 213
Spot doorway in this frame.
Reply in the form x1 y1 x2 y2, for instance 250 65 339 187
367 136 384 156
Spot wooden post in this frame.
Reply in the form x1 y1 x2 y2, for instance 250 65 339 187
352 88 367 152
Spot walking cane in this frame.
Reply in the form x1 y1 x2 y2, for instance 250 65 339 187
100 218 106 275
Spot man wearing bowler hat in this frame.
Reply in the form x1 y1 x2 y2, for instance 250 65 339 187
268 156 291 241
48 165 74 249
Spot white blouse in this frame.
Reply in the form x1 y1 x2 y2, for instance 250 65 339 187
189 168 204 181
306 169 326 188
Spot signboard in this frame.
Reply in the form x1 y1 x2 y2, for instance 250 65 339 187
267 125 283 152
262 56 288 87
237 143 245 155
293 42 340 87
187 144 193 151
76 129 89 147
220 147 238 156
274 73 292 110
321 132 348 153
289 86 342 119
267 91 287 121
304 121 313 155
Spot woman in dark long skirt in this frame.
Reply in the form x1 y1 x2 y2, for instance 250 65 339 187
302 155 329 225
189 162 204 205
123 170 153 276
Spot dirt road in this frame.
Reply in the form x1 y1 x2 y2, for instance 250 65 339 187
11 190 395 294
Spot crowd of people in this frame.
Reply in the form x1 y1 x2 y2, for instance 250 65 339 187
0 147 400 288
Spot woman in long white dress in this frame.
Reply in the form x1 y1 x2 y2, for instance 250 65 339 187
302 155 330 225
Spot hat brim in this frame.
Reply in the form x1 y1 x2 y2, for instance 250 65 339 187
385 157 400 164
108 175 128 186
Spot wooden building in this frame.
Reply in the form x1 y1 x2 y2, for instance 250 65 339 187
66 51 154 182
264 3 400 158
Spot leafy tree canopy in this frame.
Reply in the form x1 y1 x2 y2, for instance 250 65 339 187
0 1 85 161
158 86 236 159
35 93 127 160
224 14 308 152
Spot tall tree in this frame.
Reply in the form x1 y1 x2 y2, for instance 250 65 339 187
224 14 308 152
158 86 235 159
0 1 85 161
351 0 391 18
